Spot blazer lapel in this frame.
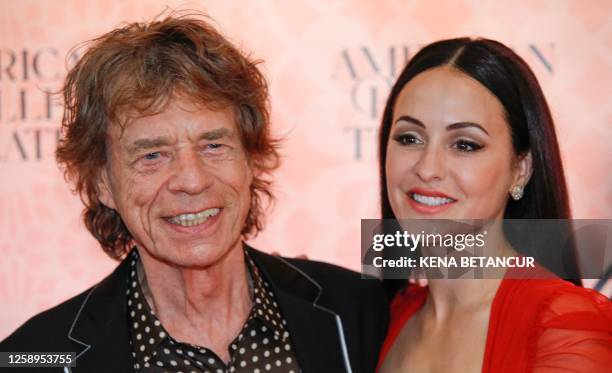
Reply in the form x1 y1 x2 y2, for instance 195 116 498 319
66 255 133 372
248 247 353 373
64 246 354 372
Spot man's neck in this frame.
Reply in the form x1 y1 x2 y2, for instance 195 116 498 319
136 244 252 362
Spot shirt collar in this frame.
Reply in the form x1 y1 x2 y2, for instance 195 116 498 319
244 249 289 339
126 248 289 368
126 250 167 369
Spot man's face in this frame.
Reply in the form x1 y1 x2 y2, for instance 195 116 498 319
98 99 253 268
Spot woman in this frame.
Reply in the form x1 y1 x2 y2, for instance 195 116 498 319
376 38 611 373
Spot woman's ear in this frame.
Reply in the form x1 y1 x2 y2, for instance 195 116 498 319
97 167 117 209
515 151 533 187
509 151 533 200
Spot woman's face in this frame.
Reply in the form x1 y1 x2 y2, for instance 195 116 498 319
385 66 531 220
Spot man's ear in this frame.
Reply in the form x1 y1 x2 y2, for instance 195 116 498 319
246 158 259 184
97 167 117 209
513 151 533 189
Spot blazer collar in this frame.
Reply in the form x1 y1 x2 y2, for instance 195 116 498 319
66 254 133 371
246 246 321 302
66 246 353 373
246 246 354 373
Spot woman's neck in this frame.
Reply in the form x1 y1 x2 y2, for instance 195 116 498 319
422 236 517 321
424 277 501 321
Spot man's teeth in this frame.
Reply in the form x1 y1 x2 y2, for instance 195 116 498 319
412 193 454 206
168 208 220 227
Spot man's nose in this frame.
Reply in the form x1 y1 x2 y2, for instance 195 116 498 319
413 144 447 182
167 150 213 194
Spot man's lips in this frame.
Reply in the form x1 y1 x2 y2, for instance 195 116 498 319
163 207 222 227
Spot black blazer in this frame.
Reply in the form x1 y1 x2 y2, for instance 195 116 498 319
1 246 389 373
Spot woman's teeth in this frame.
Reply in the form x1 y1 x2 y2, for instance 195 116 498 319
411 193 454 206
168 208 220 227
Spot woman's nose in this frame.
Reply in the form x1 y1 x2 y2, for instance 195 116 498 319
413 144 447 182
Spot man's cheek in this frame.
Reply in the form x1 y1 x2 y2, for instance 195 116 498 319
126 173 159 205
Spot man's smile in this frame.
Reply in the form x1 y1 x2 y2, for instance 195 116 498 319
165 207 221 227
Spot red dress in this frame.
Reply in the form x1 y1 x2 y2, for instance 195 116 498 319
377 275 612 372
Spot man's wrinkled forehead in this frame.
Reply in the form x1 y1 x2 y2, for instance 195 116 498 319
105 96 234 141
103 106 244 165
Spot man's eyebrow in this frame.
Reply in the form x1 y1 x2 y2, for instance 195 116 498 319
446 122 489 136
197 128 232 141
125 128 234 155
126 137 172 155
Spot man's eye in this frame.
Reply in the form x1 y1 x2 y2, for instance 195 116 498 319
453 140 483 152
204 143 227 153
143 152 161 160
394 134 422 146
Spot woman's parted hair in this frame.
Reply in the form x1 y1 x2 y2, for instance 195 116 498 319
56 14 280 260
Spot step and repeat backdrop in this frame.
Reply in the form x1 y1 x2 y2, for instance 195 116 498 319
1 0 611 338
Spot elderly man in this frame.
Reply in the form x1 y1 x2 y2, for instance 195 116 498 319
1 14 388 373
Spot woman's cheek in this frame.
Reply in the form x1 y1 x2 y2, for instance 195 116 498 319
386 149 420 217
386 149 410 191
451 157 512 217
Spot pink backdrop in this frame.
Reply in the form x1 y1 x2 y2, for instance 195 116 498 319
1 0 611 339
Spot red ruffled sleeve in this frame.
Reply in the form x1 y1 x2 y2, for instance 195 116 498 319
484 277 612 373
531 288 612 372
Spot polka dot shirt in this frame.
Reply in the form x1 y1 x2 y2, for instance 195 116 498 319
126 250 301 372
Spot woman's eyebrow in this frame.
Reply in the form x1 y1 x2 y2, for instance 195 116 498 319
395 116 489 136
447 122 489 136
395 115 425 128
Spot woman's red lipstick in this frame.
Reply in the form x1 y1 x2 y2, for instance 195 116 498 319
407 188 457 215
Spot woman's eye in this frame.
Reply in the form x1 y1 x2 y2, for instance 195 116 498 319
394 134 422 146
453 139 483 152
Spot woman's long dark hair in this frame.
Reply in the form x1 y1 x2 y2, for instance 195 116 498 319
379 38 581 296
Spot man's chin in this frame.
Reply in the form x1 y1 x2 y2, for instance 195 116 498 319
140 242 242 270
